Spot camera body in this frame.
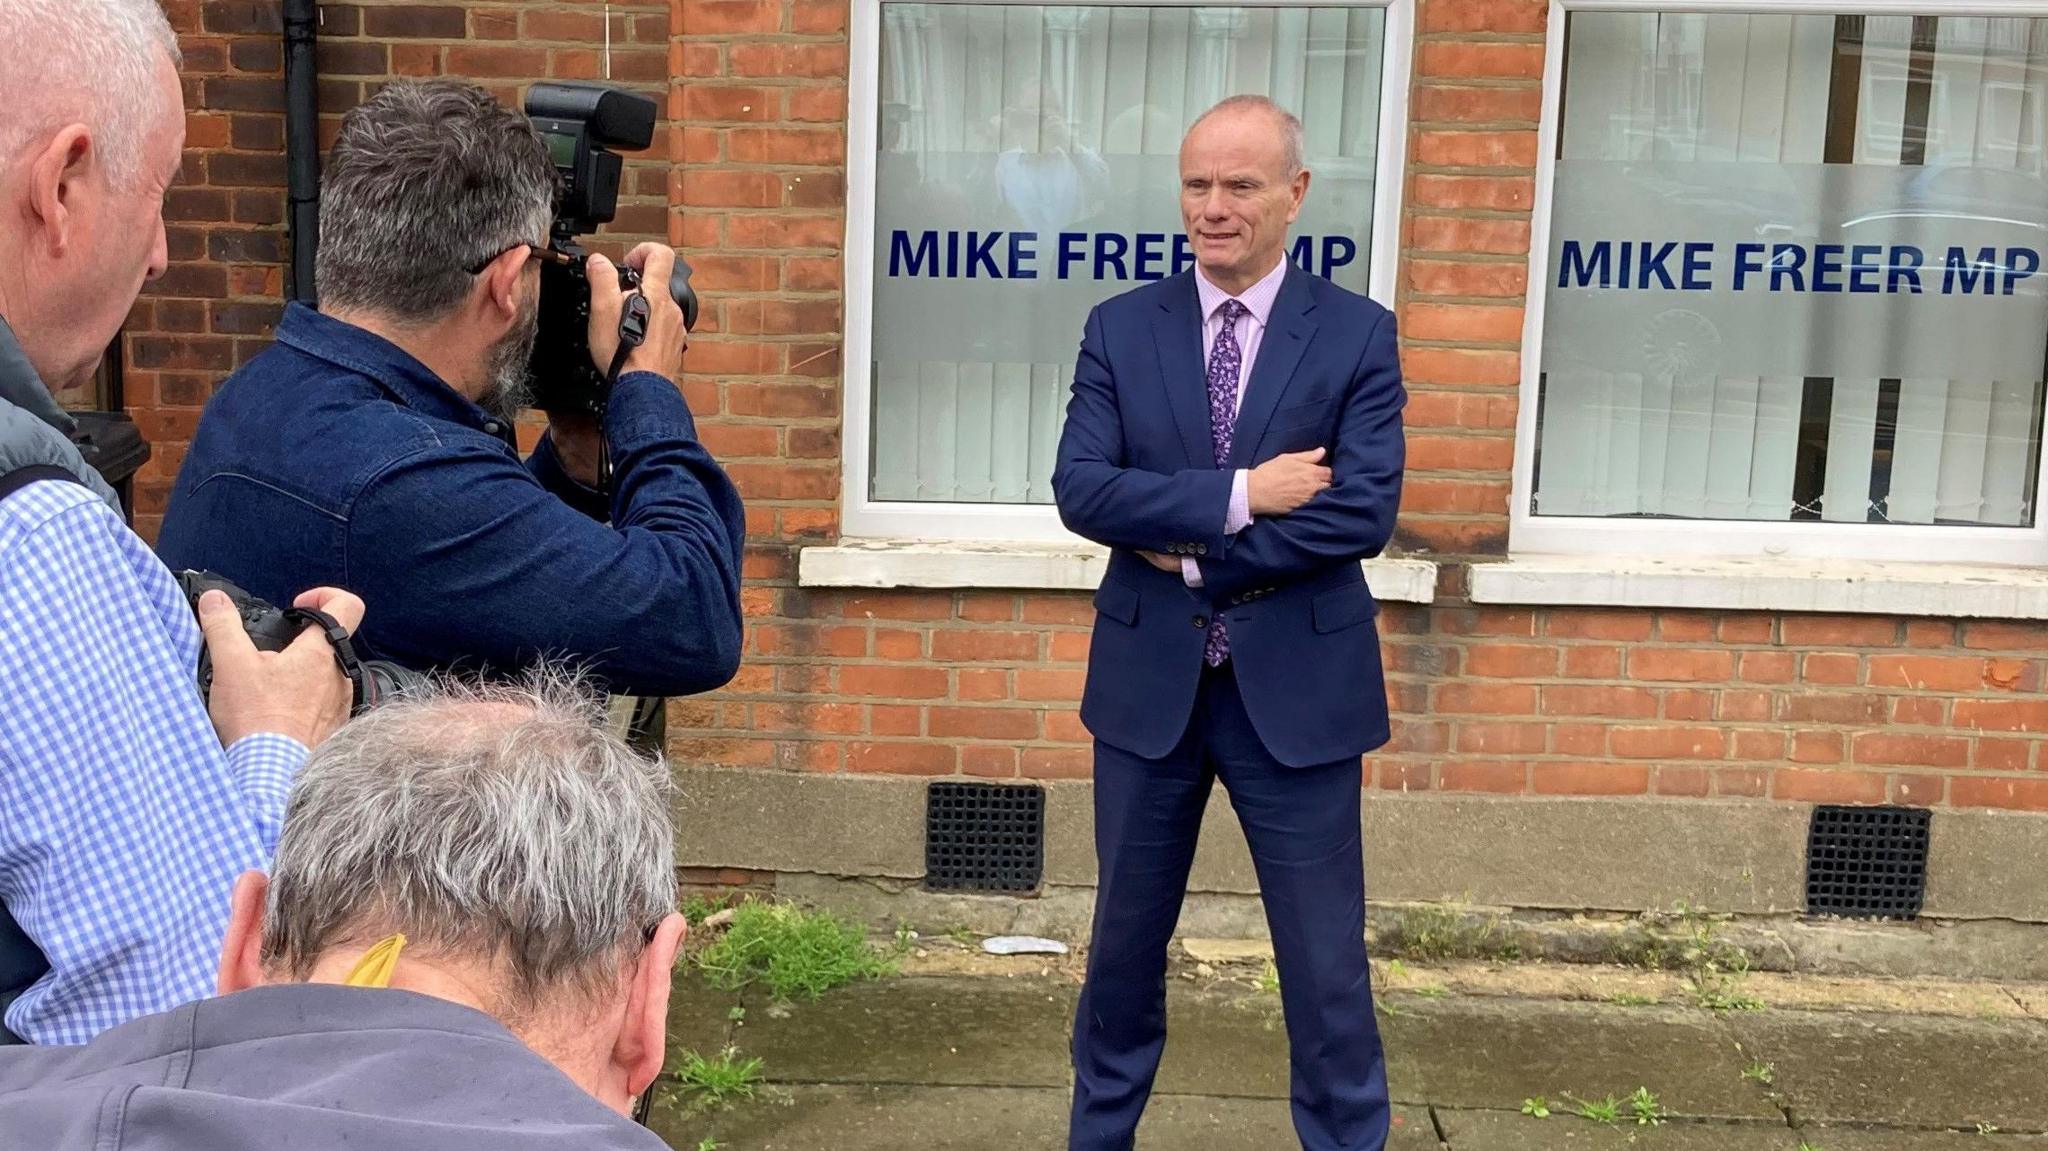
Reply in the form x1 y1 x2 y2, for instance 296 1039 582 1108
525 82 699 415
176 571 424 715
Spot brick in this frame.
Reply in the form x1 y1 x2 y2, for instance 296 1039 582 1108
1454 722 1545 755
1407 434 1515 471
1962 620 2048 650
960 745 1017 778
729 213 844 249
690 252 782 291
1045 709 1090 743
391 44 443 76
1892 774 1947 806
931 630 1039 662
1950 776 2048 812
1552 724 1607 756
1974 739 2032 773
1377 761 1433 791
847 741 953 775
1049 632 1091 662
698 423 780 457
154 300 207 333
791 0 848 32
1866 655 1990 694
684 339 783 374
788 85 849 122
1402 303 1523 344
1630 649 1734 683
1733 730 1786 761
1986 659 2039 691
839 666 948 699
1434 683 1536 715
723 460 833 499
1780 615 1899 648
1414 84 1544 124
1664 690 1713 722
316 40 388 76
1418 42 1546 80
1543 610 1652 642
1531 763 1649 796
1906 620 1957 647
1439 761 1525 794
523 9 605 40
1415 130 1540 169
444 46 548 76
1610 727 1726 760
956 596 1013 623
1409 216 1531 256
787 427 840 459
1387 720 1449 755
1408 260 1527 298
1773 768 1888 804
1466 643 1555 678
1738 651 1797 684
1716 767 1770 797
929 707 1038 741
1022 748 1094 780
1561 647 1624 682
730 42 850 79
1022 598 1095 627
1803 653 1860 685
1411 173 1534 213
1017 669 1086 701
130 336 234 372
1778 693 1886 725
680 43 723 78
1718 691 1772 723
229 114 284 151
689 0 783 33
1540 685 1656 718
956 669 1011 701
551 49 667 84
362 5 467 38
207 230 283 263
869 704 921 736
683 85 780 122
201 0 281 33
787 342 842 378
1654 766 1712 798
1852 733 1970 768
779 507 838 537
1892 696 1946 726
204 76 285 113
1954 698 2048 732
1401 348 1522 389
1656 614 1716 643
1422 0 1548 32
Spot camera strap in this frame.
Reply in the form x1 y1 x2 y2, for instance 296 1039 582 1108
284 606 370 713
595 290 652 494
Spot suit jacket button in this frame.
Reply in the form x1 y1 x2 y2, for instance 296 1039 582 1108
1193 614 1208 628
1196 544 1208 555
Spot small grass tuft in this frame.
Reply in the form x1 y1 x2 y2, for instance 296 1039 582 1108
1742 1061 1775 1086
1562 1092 1622 1125
1255 960 1281 994
695 901 897 1001
1628 1087 1666 1126
1608 992 1658 1007
1521 1096 1551 1118
673 1046 764 1112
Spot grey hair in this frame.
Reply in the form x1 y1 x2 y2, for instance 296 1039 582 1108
0 0 181 187
262 673 677 1011
1192 94 1306 177
316 79 558 323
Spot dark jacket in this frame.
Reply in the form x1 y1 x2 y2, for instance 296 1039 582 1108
1051 267 1406 767
156 304 745 697
0 984 671 1151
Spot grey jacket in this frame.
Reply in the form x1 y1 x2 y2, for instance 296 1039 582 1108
0 316 117 507
0 984 672 1151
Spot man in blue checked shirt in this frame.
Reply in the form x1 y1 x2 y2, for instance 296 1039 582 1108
0 0 362 1045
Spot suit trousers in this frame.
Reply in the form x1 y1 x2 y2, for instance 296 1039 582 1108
1068 662 1389 1151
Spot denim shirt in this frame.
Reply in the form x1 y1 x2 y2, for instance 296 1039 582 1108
157 303 745 697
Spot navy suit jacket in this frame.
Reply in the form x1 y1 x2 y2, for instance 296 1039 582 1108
1051 266 1405 768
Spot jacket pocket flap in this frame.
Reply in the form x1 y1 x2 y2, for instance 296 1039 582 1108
1094 575 1140 626
1311 584 1376 633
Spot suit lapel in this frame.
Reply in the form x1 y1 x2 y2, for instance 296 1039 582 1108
1228 267 1319 469
1151 272 1219 470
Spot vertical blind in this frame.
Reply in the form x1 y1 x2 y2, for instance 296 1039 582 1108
1538 13 2048 527
872 3 1386 505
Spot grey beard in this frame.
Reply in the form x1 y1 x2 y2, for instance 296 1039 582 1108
477 302 539 423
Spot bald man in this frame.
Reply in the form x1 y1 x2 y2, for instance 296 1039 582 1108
1052 95 1407 1151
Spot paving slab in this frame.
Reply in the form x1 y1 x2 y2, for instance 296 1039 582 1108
1797 1127 2048 1149
1726 1009 2048 1129
1435 1111 1798 1150
648 1085 1438 1150
1377 998 1779 1120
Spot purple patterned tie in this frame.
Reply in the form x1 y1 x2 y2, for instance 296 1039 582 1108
1203 299 1247 667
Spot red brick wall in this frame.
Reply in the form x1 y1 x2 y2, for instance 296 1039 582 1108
137 0 2048 814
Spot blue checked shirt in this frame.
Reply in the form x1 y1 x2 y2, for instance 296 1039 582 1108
0 479 306 1045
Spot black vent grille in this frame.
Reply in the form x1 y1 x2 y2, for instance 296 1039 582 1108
924 782 1044 893
1805 805 1930 919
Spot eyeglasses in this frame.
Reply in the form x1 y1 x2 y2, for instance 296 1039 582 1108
464 242 576 276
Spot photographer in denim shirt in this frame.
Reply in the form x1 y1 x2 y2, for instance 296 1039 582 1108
158 80 745 708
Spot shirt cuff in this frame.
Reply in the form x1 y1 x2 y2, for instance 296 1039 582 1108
224 732 309 848
1226 470 1252 535
1182 556 1203 588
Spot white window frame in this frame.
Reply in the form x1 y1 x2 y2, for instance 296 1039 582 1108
840 0 1415 542
1513 0 2048 567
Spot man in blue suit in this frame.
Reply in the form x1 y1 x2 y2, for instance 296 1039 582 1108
1052 95 1406 1151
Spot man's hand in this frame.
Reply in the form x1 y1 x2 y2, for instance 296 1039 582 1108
198 587 366 749
588 244 688 380
1248 448 1332 516
1138 550 1180 572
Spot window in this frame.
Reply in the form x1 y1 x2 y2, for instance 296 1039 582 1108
843 0 1411 541
1518 3 2048 564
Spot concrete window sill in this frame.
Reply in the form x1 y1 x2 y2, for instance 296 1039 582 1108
798 540 1439 603
1470 555 2048 620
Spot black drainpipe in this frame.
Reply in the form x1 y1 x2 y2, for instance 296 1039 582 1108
283 0 320 304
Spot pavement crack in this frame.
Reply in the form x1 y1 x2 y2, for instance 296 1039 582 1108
1427 1102 1451 1148
2004 986 2036 1019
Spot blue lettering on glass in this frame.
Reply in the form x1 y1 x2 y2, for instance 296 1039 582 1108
1770 244 1807 292
1732 243 1766 291
2003 247 2039 295
1889 245 1924 294
1945 246 1998 295
1811 243 1844 293
1009 231 1037 280
945 230 960 278
889 230 938 278
1134 232 1166 281
1681 242 1712 290
1094 232 1129 280
1321 235 1357 279
1288 234 1314 271
1172 233 1194 275
1558 240 1611 288
1637 241 1678 290
1057 232 1087 280
1848 245 1882 294
965 230 1002 278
